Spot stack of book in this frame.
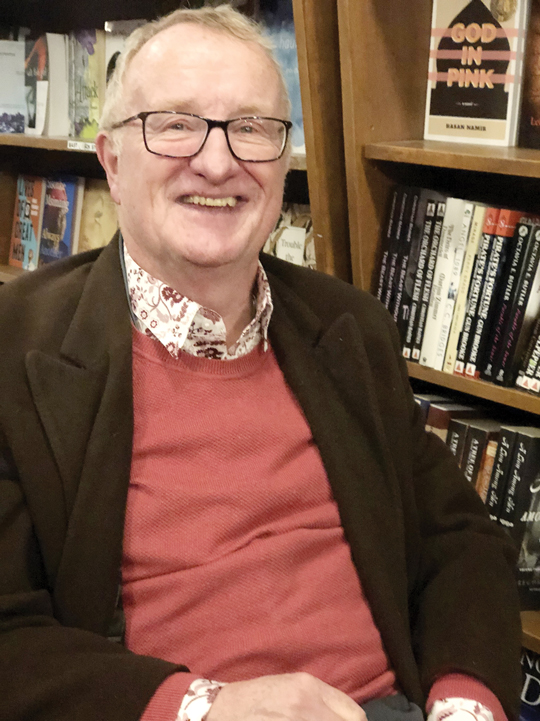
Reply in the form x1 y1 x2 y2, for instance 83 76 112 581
417 392 540 609
378 184 540 397
6 174 118 270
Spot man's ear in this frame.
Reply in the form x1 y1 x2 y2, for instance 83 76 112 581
95 131 121 205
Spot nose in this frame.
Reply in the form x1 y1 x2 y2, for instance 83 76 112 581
188 125 240 182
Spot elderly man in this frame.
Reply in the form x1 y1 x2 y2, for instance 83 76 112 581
0 5 521 721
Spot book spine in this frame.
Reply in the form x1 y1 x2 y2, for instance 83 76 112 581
392 189 420 328
443 203 486 374
485 427 518 522
527 334 540 394
454 207 501 375
466 209 522 378
515 317 540 391
376 186 401 302
462 426 487 487
446 419 469 468
495 226 540 385
498 434 536 539
384 188 410 311
411 199 446 361
481 218 535 380
402 199 437 359
475 437 499 503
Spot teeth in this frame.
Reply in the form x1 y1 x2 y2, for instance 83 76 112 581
184 195 237 207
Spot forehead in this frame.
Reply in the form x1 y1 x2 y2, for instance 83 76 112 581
124 23 283 116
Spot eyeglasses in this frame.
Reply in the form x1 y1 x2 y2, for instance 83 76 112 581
110 111 293 162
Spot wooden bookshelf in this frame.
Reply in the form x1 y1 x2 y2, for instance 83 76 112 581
407 363 540 415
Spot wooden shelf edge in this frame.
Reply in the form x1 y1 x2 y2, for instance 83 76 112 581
0 264 25 283
365 140 540 179
406 361 540 415
523 611 540 653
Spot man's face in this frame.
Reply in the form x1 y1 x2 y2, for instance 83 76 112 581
100 24 289 283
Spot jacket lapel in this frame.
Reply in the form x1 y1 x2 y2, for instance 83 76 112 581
26 239 134 634
268 276 421 700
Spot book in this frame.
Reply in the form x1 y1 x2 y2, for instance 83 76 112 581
24 35 48 136
486 425 527 522
454 205 501 374
8 174 45 270
521 647 540 721
412 199 447 361
460 418 501 489
376 186 402 303
38 175 84 265
420 197 469 369
384 187 412 312
466 208 523 378
68 29 106 140
44 33 69 137
446 415 483 467
516 317 540 390
443 202 487 373
391 188 422 331
518 0 540 149
0 39 26 133
414 392 453 425
495 225 540 385
72 178 118 254
425 401 482 442
482 216 538 380
104 19 145 83
424 0 531 146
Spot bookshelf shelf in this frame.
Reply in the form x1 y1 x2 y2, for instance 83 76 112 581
0 133 308 171
407 362 540 416
523 611 540 654
365 140 540 180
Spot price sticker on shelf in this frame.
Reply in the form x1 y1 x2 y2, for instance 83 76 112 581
67 140 96 152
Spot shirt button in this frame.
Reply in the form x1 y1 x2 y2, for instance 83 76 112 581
203 320 213 330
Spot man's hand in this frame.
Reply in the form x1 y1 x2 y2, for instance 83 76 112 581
205 672 368 721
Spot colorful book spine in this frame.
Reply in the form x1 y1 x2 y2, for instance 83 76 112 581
8 174 45 270
38 175 84 265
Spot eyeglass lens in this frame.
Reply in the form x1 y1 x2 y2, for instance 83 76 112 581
143 113 287 161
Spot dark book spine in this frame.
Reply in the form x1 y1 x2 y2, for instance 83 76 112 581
485 427 518 522
515 317 540 392
481 220 534 381
384 188 410 311
446 419 469 468
528 331 540 394
462 426 488 486
393 189 420 336
411 200 446 361
376 186 401 302
454 222 497 375
402 199 436 359
498 434 540 540
495 227 540 385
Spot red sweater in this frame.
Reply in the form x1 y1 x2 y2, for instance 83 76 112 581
123 330 505 721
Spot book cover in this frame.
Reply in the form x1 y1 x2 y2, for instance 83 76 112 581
104 19 145 83
495 225 540 384
412 199 447 361
420 197 470 369
8 174 45 270
454 205 501 374
68 29 106 140
466 207 523 378
485 425 524 521
24 35 48 136
518 0 540 148
521 647 540 721
38 175 84 265
424 0 531 145
0 39 26 133
482 216 538 380
73 178 118 254
44 33 69 137
443 202 487 373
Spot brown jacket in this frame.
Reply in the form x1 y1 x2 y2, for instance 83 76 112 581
0 237 522 721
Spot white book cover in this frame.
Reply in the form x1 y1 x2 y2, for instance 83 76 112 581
433 201 475 370
424 0 531 146
44 33 69 137
0 40 26 133
420 197 468 367
443 203 487 373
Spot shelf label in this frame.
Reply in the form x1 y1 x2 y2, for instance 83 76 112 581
67 140 96 152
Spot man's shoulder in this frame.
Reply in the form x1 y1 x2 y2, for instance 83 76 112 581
261 253 390 327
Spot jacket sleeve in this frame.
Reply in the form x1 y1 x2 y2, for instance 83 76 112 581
0 428 186 721
383 313 523 721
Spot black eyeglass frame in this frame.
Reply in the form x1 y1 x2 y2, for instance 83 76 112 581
110 111 293 162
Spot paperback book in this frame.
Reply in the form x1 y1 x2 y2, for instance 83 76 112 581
38 175 84 266
8 174 45 270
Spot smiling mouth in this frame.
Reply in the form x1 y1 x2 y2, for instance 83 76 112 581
180 195 239 208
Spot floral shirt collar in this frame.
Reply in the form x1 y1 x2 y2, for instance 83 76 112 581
122 241 273 360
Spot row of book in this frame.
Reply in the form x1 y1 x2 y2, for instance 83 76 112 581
5 174 118 270
417 391 540 609
0 1 306 152
378 184 540 395
424 0 540 149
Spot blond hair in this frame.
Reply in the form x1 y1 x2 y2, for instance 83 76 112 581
99 4 291 134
